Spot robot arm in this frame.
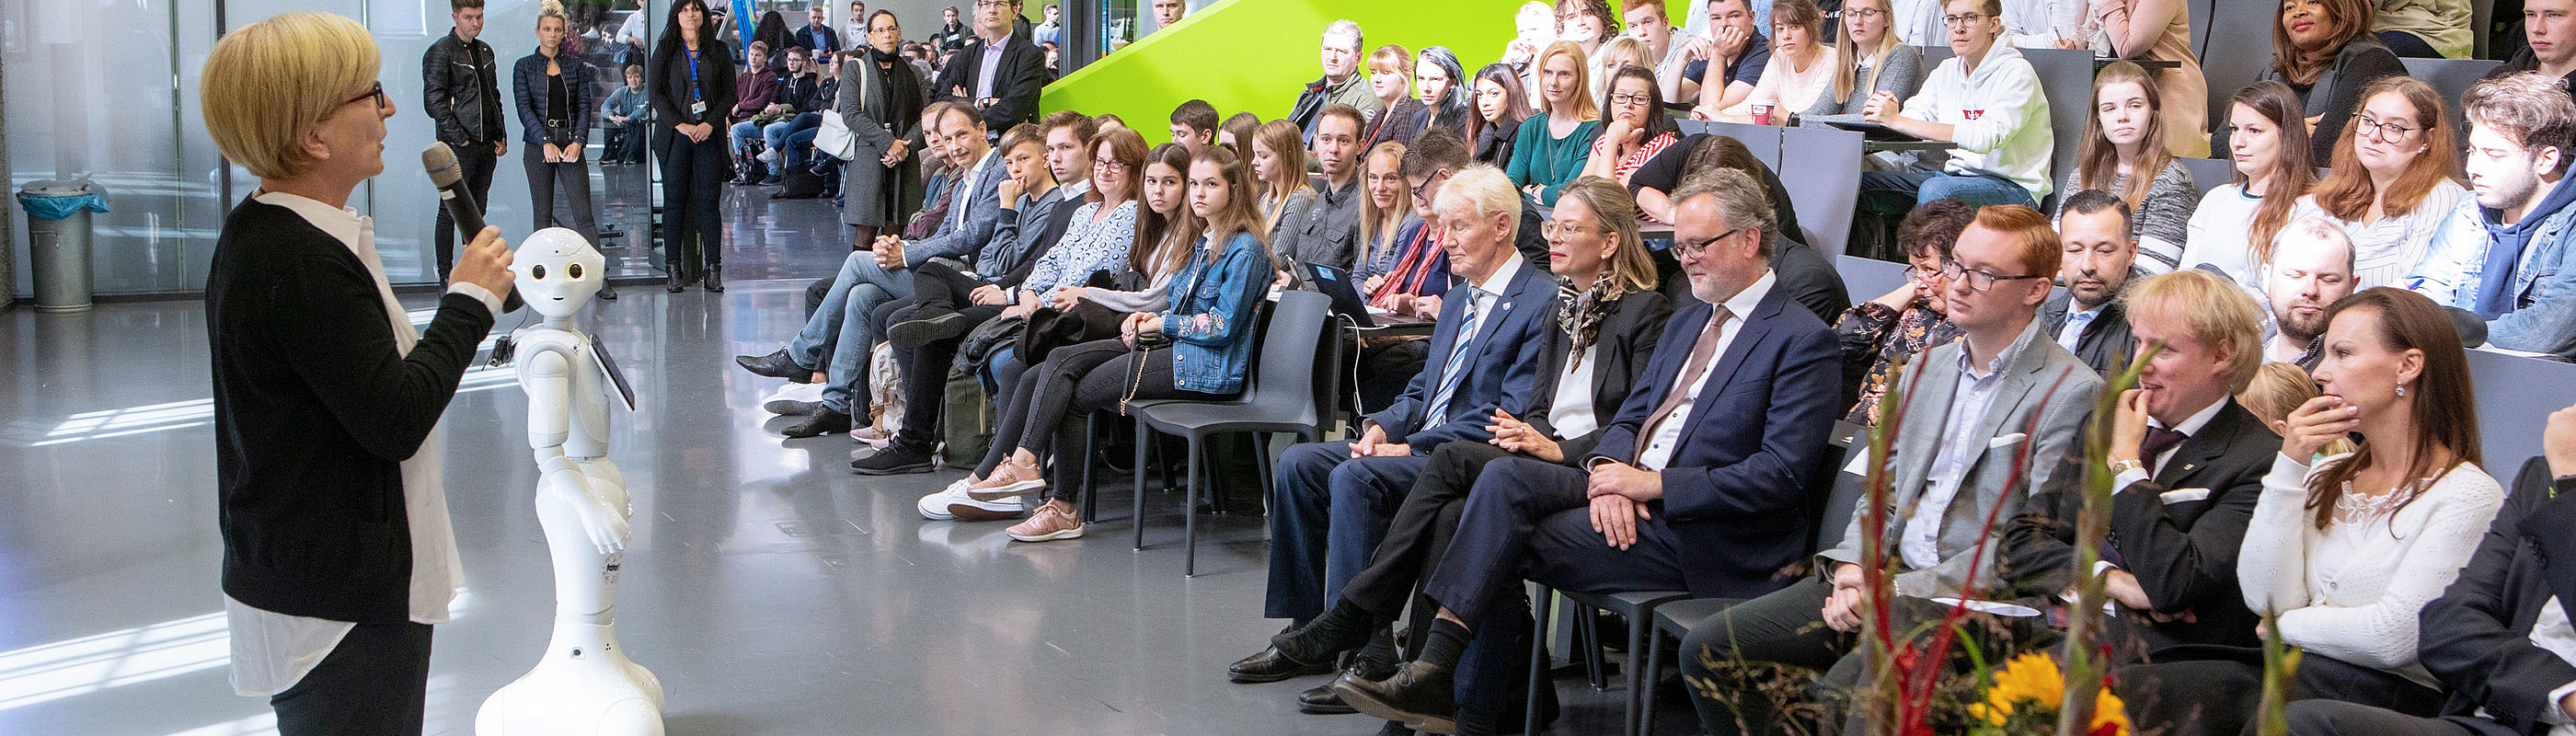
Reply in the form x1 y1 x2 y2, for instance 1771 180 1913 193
526 348 629 556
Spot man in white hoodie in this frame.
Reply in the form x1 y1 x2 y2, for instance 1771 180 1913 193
1857 0 2054 210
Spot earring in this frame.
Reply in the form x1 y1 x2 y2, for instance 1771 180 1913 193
2395 384 2407 397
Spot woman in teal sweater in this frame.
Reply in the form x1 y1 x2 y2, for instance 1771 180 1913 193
1507 40 1603 206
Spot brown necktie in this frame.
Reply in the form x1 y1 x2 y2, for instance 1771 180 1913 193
1634 305 1733 458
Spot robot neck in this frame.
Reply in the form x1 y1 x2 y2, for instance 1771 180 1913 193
541 315 577 330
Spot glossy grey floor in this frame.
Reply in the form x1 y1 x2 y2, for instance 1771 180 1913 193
0 282 1666 735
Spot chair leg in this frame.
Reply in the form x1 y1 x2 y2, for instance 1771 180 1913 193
1575 604 1606 691
1527 587 1555 736
1184 437 1203 577
1081 414 1100 523
1640 627 1668 736
1210 433 1232 516
1133 420 1152 551
1625 610 1652 736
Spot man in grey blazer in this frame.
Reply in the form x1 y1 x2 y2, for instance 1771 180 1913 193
738 101 1010 437
1681 204 2104 736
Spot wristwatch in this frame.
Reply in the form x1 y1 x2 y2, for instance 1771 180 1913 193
2108 458 2146 476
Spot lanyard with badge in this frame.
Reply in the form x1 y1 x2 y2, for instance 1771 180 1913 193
685 48 707 119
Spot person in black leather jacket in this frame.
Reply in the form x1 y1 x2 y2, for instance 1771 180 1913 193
421 0 507 281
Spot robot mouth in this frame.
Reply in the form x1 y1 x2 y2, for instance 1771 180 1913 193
552 296 566 301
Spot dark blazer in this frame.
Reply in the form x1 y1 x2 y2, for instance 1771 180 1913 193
1772 239 1854 325
931 31 1046 131
1367 257 1555 447
206 198 495 623
2039 289 2138 375
2418 468 2576 736
1999 398 2278 653
512 52 595 146
1514 289 1675 462
793 23 839 57
1585 285 1844 600
1363 98 1427 149
650 38 739 127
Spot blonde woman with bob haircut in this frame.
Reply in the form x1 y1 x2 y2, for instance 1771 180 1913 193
200 11 517 732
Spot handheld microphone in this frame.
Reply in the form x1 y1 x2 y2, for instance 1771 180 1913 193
421 143 523 314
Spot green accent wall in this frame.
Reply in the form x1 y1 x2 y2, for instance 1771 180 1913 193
1039 0 1517 132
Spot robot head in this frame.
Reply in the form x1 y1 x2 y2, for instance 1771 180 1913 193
513 227 605 318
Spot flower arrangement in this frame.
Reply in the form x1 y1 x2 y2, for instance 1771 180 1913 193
1968 652 2131 736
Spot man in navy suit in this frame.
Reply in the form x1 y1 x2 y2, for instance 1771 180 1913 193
1328 168 1844 733
1228 166 1556 689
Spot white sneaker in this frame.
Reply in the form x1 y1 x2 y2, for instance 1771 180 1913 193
756 148 779 165
947 493 1027 523
761 382 827 415
915 479 971 521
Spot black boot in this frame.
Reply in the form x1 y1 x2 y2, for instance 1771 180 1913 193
782 407 853 438
667 269 686 293
887 308 972 349
705 263 724 293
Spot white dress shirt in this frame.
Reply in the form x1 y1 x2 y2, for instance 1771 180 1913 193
1900 322 2040 570
227 191 493 696
1639 270 1775 470
1548 345 1602 440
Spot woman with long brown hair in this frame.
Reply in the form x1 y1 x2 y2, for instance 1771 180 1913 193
2087 0 2210 155
1467 63 1532 167
2068 61 2199 273
2293 75 2466 290
2184 81 2315 303
2257 0 2407 163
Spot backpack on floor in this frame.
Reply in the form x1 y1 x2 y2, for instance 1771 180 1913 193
938 366 991 469
774 162 829 199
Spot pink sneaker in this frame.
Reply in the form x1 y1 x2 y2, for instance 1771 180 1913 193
1006 500 1085 542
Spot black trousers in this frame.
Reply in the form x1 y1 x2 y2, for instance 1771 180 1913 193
890 260 1005 448
1342 442 1515 622
2117 652 2448 736
270 621 433 736
430 141 498 280
656 126 728 277
2283 699 2483 736
980 339 1213 505
523 145 599 243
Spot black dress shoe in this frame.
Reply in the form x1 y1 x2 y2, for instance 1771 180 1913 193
887 310 972 349
1332 661 1459 735
704 264 724 293
1370 721 1416 736
736 349 811 380
851 443 936 475
1300 656 1397 714
782 407 853 438
1226 643 1333 684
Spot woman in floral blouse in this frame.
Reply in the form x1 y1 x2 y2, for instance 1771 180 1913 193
1836 198 1974 425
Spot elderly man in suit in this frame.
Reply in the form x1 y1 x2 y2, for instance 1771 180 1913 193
930 0 1043 131
1229 166 1557 685
2000 268 2280 660
2280 402 2576 735
735 101 1010 437
1325 168 1845 734
1681 204 2102 736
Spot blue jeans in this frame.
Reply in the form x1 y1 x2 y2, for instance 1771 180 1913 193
729 120 764 156
1265 441 1430 621
788 251 917 413
763 111 821 155
1858 170 2039 209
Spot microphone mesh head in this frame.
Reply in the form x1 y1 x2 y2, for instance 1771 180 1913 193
420 143 463 189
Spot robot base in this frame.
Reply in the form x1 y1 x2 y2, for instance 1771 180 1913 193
475 620 666 736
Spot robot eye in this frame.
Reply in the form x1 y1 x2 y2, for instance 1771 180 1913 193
568 263 584 279
531 264 547 280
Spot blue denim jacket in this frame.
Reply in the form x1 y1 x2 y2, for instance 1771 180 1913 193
2413 191 2576 357
1159 232 1274 395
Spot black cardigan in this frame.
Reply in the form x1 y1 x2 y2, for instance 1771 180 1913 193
650 37 740 127
206 198 495 623
1518 289 1675 461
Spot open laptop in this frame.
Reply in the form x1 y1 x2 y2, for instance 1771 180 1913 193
1302 261 1432 328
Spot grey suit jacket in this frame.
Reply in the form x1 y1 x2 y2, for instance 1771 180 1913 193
905 148 1008 266
1820 317 2103 598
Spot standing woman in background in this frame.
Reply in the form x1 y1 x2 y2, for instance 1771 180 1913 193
1467 63 1531 167
841 9 927 247
651 0 737 293
515 0 607 300
1414 47 1473 140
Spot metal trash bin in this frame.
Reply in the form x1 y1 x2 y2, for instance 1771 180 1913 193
18 179 109 313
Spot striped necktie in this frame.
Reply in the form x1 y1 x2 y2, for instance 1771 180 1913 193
1426 289 1485 424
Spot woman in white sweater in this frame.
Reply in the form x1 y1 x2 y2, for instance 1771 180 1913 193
2120 287 2504 735
2183 81 2315 305
2290 76 2467 290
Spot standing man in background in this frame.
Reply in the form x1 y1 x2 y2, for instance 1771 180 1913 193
422 0 507 282
933 0 1045 132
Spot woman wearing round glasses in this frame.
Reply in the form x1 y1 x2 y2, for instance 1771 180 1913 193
2291 76 2466 290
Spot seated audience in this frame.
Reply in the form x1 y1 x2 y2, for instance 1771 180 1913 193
1368 130 1483 309
2489 0 2576 98
2122 287 2505 736
1508 41 1604 206
1294 104 1369 271
1218 110 1259 155
1621 0 1695 92
1351 143 1417 292
1362 44 1428 148
2088 0 2209 155
1331 168 1844 733
1799 0 1926 123
1293 21 1381 143
2267 218 2361 369
2281 400 2576 736
2414 73 2576 360
2000 269 2277 661
1468 63 1532 167
1230 164 1555 699
2294 76 2467 290
727 40 783 179
1249 120 1319 269
1677 0 1771 113
1683 204 2101 736
761 47 838 187
1413 46 1474 140
1857 0 2055 209
2184 81 2315 303
2248 0 2405 164
1837 198 1975 425
2041 190 2143 374
1707 0 1832 123
1630 133 1796 231
928 0 1043 130
2372 0 2471 58
1167 98 1217 152
2067 62 2199 273
961 146 1275 542
1229 177 1670 730
1579 66 1681 188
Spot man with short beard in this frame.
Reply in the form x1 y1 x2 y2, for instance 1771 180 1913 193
2041 190 2141 374
2265 218 2357 369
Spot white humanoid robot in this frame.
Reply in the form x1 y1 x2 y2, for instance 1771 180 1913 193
477 228 666 736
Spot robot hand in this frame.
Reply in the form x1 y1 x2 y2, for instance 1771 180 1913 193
541 467 630 556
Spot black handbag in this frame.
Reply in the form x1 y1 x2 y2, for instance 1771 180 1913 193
1017 299 1128 363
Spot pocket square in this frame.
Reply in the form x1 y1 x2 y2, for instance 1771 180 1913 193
1986 432 2027 449
2158 488 2212 504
